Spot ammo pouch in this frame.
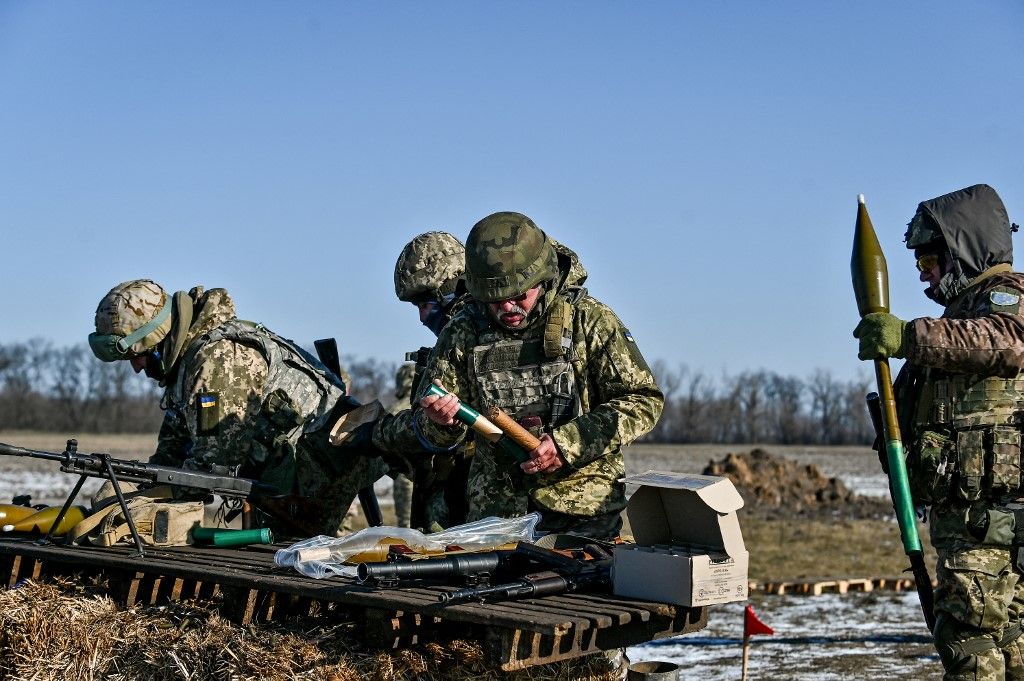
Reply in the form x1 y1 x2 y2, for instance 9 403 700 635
910 425 1023 504
68 484 204 548
251 388 304 462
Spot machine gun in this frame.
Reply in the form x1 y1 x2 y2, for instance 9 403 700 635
0 439 326 555
357 540 613 604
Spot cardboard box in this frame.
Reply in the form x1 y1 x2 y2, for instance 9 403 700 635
613 471 748 607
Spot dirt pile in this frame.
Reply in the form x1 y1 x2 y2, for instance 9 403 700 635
702 448 893 519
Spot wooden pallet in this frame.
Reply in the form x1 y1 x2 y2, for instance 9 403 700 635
0 537 707 671
755 576 923 595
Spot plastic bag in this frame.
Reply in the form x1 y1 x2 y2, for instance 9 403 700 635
274 512 541 579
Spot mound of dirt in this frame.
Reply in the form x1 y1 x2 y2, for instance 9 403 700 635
702 448 893 520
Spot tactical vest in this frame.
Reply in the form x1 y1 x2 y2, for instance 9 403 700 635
910 369 1024 502
168 320 345 464
467 288 585 432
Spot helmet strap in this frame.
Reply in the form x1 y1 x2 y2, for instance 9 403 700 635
114 297 171 355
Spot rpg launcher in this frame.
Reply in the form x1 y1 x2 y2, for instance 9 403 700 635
356 540 613 605
0 439 322 556
424 384 541 463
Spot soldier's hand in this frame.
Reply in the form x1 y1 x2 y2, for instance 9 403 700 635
853 312 908 360
419 380 460 426
522 434 565 475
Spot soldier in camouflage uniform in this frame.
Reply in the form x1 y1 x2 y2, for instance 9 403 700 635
416 212 664 540
88 279 387 537
855 185 1024 680
388 363 416 527
370 232 472 529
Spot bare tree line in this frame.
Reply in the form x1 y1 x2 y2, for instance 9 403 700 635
0 342 874 445
647 361 875 445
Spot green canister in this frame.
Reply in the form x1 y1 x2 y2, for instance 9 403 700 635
192 527 273 547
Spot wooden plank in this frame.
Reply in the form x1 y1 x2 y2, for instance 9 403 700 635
0 535 707 671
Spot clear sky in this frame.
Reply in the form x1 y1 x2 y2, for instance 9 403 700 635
1 2 1021 382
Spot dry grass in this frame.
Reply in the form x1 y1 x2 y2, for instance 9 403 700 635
0 579 622 681
743 514 937 581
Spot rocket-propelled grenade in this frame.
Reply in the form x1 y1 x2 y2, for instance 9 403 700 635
424 383 539 463
850 193 934 631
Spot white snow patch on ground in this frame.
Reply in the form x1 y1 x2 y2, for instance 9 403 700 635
628 591 941 680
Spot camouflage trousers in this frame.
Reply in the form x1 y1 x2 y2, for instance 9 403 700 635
295 447 389 537
392 473 413 528
933 546 1024 680
466 457 622 541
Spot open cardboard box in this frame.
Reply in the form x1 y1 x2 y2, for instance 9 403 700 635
613 471 748 607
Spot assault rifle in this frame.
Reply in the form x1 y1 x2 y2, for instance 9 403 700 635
357 540 613 604
0 439 327 556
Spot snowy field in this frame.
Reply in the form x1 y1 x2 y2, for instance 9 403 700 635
628 590 940 680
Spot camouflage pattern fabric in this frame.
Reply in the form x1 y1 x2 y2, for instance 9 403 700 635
898 265 1024 678
394 231 465 303
464 212 560 302
93 279 172 356
148 287 385 537
414 240 663 539
387 372 415 527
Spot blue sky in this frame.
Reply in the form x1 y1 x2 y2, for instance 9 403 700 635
1 2 1021 382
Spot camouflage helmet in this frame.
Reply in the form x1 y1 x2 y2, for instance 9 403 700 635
89 279 172 362
464 212 559 302
394 231 466 303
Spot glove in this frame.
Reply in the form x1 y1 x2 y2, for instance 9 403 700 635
853 312 908 360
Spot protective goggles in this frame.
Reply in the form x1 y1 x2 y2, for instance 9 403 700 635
915 253 941 273
88 298 171 362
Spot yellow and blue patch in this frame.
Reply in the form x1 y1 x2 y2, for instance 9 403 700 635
196 392 220 436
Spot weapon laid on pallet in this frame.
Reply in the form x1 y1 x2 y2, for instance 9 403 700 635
0 439 327 556
437 542 613 604
356 539 613 604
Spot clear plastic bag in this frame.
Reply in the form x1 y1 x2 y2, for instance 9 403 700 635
274 512 541 579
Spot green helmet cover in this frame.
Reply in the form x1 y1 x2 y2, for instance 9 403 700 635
464 212 559 302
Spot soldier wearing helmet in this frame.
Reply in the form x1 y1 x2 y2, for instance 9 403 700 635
415 212 664 540
368 231 473 529
854 185 1024 678
394 231 467 336
89 280 387 537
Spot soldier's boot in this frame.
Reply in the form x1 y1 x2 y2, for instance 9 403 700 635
998 622 1024 680
935 614 1003 681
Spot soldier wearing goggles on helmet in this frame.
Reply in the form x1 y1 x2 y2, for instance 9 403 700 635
89 279 387 537
854 184 1024 679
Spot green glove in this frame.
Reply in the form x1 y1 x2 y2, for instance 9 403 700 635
853 312 909 360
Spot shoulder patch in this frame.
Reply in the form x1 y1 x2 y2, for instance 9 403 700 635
196 392 220 437
623 329 635 343
990 291 1020 307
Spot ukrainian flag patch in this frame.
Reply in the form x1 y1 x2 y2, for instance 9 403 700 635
196 392 220 436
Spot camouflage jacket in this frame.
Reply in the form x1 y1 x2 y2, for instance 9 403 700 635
149 287 352 496
412 246 664 517
897 268 1024 547
905 266 1024 376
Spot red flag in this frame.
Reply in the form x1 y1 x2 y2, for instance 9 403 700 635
744 605 774 637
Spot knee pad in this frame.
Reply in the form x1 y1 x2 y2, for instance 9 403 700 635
935 614 1000 678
